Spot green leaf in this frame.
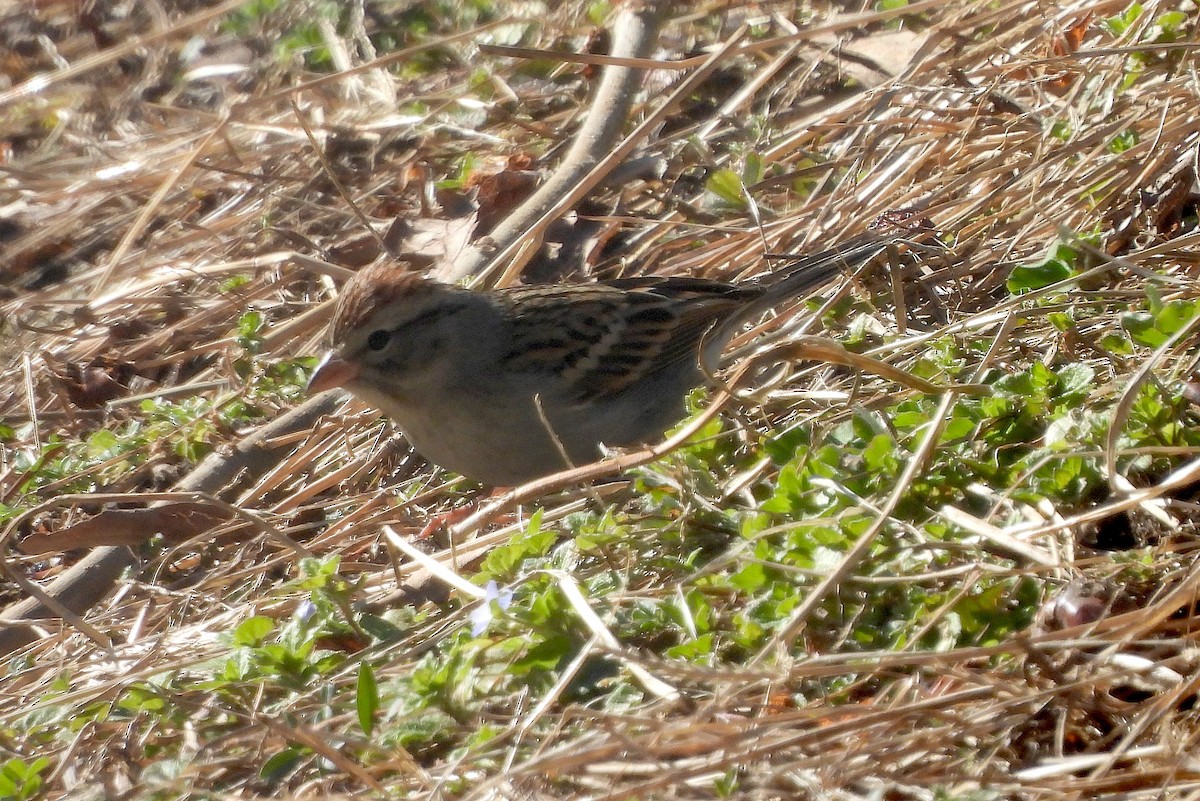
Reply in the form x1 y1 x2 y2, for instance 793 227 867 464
1155 299 1199 337
1007 246 1077 293
1056 363 1095 398
117 684 165 714
941 414 976 441
1103 2 1143 35
742 152 765 186
510 634 572 675
238 310 263 338
1046 311 1074 331
1044 415 1076 449
714 768 740 797
1118 296 1200 345
729 561 768 592
0 757 50 801
1155 10 1187 34
586 2 611 25
478 511 555 580
236 310 265 353
1122 311 1165 347
438 152 478 190
893 409 931 430
862 432 898 472
1107 128 1138 154
219 273 252 292
260 747 305 783
358 614 405 642
232 616 275 647
1099 332 1133 354
705 169 746 208
666 632 715 660
763 426 809 463
356 662 379 736
85 429 121 458
297 554 342 590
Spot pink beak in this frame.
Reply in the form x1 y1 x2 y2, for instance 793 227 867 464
308 353 360 394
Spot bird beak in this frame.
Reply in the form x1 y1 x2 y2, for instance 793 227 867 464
308 352 360 394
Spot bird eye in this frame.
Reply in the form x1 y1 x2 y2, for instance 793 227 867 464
366 330 391 351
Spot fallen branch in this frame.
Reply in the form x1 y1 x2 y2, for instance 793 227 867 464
437 1 670 284
0 391 342 655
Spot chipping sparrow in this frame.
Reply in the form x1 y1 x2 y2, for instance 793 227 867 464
309 235 889 485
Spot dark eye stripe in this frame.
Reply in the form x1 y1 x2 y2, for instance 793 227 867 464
380 303 464 340
400 306 447 330
358 305 458 359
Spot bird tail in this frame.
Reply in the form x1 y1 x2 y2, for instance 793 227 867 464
754 211 937 303
757 233 887 296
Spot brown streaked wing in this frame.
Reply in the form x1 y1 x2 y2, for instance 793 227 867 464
601 276 759 377
498 279 755 405
498 284 637 385
564 293 682 401
634 296 742 377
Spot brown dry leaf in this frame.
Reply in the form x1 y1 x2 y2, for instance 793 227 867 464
472 168 540 234
45 357 132 408
828 29 931 85
327 227 389 267
1054 12 1094 55
395 215 478 266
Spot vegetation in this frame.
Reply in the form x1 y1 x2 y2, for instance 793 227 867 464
1 0 1198 798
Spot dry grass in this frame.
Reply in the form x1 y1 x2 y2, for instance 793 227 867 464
3 0 1200 799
